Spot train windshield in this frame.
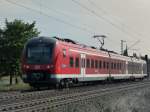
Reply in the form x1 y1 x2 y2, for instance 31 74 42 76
26 44 53 64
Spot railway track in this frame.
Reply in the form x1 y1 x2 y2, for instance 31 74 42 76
0 82 118 104
0 80 145 105
0 80 150 112
0 91 20 97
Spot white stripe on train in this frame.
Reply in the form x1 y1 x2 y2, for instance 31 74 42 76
51 74 147 79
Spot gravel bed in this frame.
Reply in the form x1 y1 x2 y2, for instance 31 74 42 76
54 86 150 112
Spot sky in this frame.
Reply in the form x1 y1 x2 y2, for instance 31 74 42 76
0 0 150 56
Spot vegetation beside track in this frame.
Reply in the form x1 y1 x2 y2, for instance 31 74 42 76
0 19 40 85
0 76 30 91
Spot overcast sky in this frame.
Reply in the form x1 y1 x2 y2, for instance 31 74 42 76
1 0 150 56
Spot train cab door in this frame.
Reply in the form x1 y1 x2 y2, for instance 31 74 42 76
80 54 86 80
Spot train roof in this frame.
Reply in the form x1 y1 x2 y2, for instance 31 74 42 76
25 36 56 46
53 36 146 62
26 36 146 62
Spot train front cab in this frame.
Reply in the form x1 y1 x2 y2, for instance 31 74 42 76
21 37 61 86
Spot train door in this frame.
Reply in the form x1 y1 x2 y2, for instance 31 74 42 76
81 54 86 80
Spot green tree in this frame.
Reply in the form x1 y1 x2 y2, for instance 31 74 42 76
0 19 40 85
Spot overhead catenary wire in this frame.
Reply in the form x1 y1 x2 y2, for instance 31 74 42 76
71 0 150 55
87 0 144 40
4 0 145 54
71 0 141 41
30 0 120 46
86 0 148 54
30 0 98 34
5 0 119 49
5 0 94 34
7 0 119 48
127 40 141 50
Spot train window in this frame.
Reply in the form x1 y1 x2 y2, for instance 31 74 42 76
70 57 74 67
114 63 116 69
99 61 102 69
95 60 98 68
117 63 119 70
111 62 113 69
63 49 66 58
91 59 94 68
124 63 126 69
86 59 90 68
107 62 109 69
103 61 106 69
120 63 122 69
75 58 79 68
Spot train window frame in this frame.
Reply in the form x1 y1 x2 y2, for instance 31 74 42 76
117 63 119 70
91 59 94 68
95 60 98 69
111 62 113 69
75 57 79 68
114 63 116 69
120 63 122 69
99 60 102 69
103 61 106 69
86 59 90 68
107 62 109 69
69 57 74 68
119 63 121 69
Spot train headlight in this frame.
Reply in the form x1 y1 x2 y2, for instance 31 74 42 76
47 65 50 69
26 65 30 69
47 65 54 69
24 65 29 69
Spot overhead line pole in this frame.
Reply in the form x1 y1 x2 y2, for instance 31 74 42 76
121 40 126 55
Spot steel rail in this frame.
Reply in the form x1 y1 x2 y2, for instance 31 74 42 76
1 81 150 112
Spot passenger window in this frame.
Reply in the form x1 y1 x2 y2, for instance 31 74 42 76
70 57 74 67
120 63 122 69
99 61 102 69
91 59 94 68
107 62 109 69
103 61 106 69
75 58 79 68
111 62 113 69
86 59 90 68
95 60 98 68
117 63 119 69
114 63 116 69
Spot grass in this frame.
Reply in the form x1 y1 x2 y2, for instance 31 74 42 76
0 76 31 91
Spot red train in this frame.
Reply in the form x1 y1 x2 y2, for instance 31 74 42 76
21 36 147 88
